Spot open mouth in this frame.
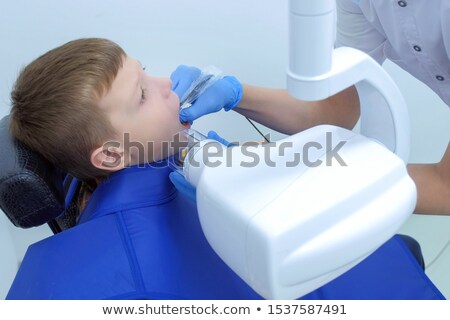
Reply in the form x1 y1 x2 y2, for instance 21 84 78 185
182 122 191 129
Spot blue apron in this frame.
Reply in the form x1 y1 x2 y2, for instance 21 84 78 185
7 164 445 299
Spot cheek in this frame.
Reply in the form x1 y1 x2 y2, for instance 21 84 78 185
145 103 182 136
166 109 185 134
144 113 183 161
161 98 183 127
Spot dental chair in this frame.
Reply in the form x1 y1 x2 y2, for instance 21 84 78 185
0 115 79 233
0 114 445 300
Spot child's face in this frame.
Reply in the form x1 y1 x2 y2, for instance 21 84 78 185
99 56 189 165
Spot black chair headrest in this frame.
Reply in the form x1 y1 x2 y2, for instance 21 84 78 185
0 115 66 228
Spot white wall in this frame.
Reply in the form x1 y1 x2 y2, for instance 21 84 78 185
0 214 18 299
0 0 289 142
0 0 449 298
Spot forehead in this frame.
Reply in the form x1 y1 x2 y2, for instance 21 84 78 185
98 56 139 110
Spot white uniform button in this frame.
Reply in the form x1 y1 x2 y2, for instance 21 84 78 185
413 45 422 52
398 1 407 7
436 75 445 81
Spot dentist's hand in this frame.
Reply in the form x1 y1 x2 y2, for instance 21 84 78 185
205 130 235 147
169 130 233 202
171 65 243 124
169 171 197 203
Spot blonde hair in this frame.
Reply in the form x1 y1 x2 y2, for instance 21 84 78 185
10 38 126 182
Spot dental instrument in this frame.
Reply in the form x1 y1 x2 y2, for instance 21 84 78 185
179 66 222 110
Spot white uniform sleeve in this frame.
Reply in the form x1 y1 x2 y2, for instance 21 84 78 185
336 0 387 65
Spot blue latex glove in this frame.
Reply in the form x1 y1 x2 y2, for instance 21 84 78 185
170 65 243 124
169 130 232 202
169 170 197 203
206 130 234 147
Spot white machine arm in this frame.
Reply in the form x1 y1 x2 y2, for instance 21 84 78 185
177 0 415 299
287 0 410 162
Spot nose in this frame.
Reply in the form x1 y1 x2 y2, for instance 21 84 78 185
157 77 172 98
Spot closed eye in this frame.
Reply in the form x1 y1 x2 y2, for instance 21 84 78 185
140 87 147 104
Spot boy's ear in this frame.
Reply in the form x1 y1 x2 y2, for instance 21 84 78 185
90 143 125 172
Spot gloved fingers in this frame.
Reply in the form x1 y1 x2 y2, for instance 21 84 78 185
170 65 202 99
176 71 243 123
179 91 223 123
207 130 233 147
179 82 229 123
206 80 230 102
202 76 242 110
169 171 196 203
179 106 203 124
221 76 243 111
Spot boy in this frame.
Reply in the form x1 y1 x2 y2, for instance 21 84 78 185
6 38 444 299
